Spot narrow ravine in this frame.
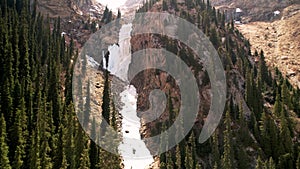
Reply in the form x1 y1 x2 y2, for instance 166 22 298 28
104 23 154 169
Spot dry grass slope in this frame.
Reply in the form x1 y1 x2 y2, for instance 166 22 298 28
237 4 300 88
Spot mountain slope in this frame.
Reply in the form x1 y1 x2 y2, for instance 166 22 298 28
130 0 300 168
237 4 300 88
0 0 299 169
210 0 300 88
36 0 96 17
211 0 298 22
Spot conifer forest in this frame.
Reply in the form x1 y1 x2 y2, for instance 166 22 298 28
0 0 299 168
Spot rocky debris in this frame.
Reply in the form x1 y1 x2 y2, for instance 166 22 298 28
281 56 289 60
287 70 297 77
95 82 102 88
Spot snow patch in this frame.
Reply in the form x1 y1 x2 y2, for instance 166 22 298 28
104 24 133 82
236 8 242 13
118 86 154 169
86 55 100 68
274 10 280 16
96 0 144 15
61 32 67 36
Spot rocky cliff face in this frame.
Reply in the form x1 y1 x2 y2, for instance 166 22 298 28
129 34 210 155
35 0 105 48
36 0 97 17
211 0 298 22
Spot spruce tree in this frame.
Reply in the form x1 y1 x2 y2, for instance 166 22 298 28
212 131 220 168
279 109 293 154
221 111 233 169
89 117 99 169
60 150 68 169
189 132 197 168
39 97 53 169
75 125 85 168
83 80 91 128
29 89 41 169
175 145 181 169
48 57 62 129
102 70 110 125
166 151 173 169
259 50 268 85
281 79 291 108
255 156 264 169
278 153 293 169
117 9 121 19
266 158 276 169
273 90 282 116
29 130 41 169
296 151 300 169
259 111 271 156
245 69 253 108
162 0 168 11
101 6 109 23
159 123 168 165
111 101 117 130
0 114 12 169
79 140 91 169
12 97 28 169
66 103 76 169
55 112 69 169
19 9 31 88
98 130 121 168
184 145 193 169
210 27 219 47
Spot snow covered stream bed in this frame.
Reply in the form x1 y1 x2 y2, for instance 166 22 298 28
118 86 154 169
104 23 154 169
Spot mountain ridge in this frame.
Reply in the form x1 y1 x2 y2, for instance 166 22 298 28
211 0 299 22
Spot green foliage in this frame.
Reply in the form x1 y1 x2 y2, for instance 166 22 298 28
211 131 220 168
117 9 121 19
210 27 219 48
255 156 264 169
163 0 168 11
221 111 234 169
184 145 193 169
102 70 110 125
258 50 269 86
0 0 299 169
83 80 91 128
79 141 90 169
134 1 300 168
297 150 300 169
278 153 293 169
89 118 100 169
0 1 123 169
0 114 12 169
175 145 181 169
11 97 28 169
101 6 113 24
266 158 276 169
